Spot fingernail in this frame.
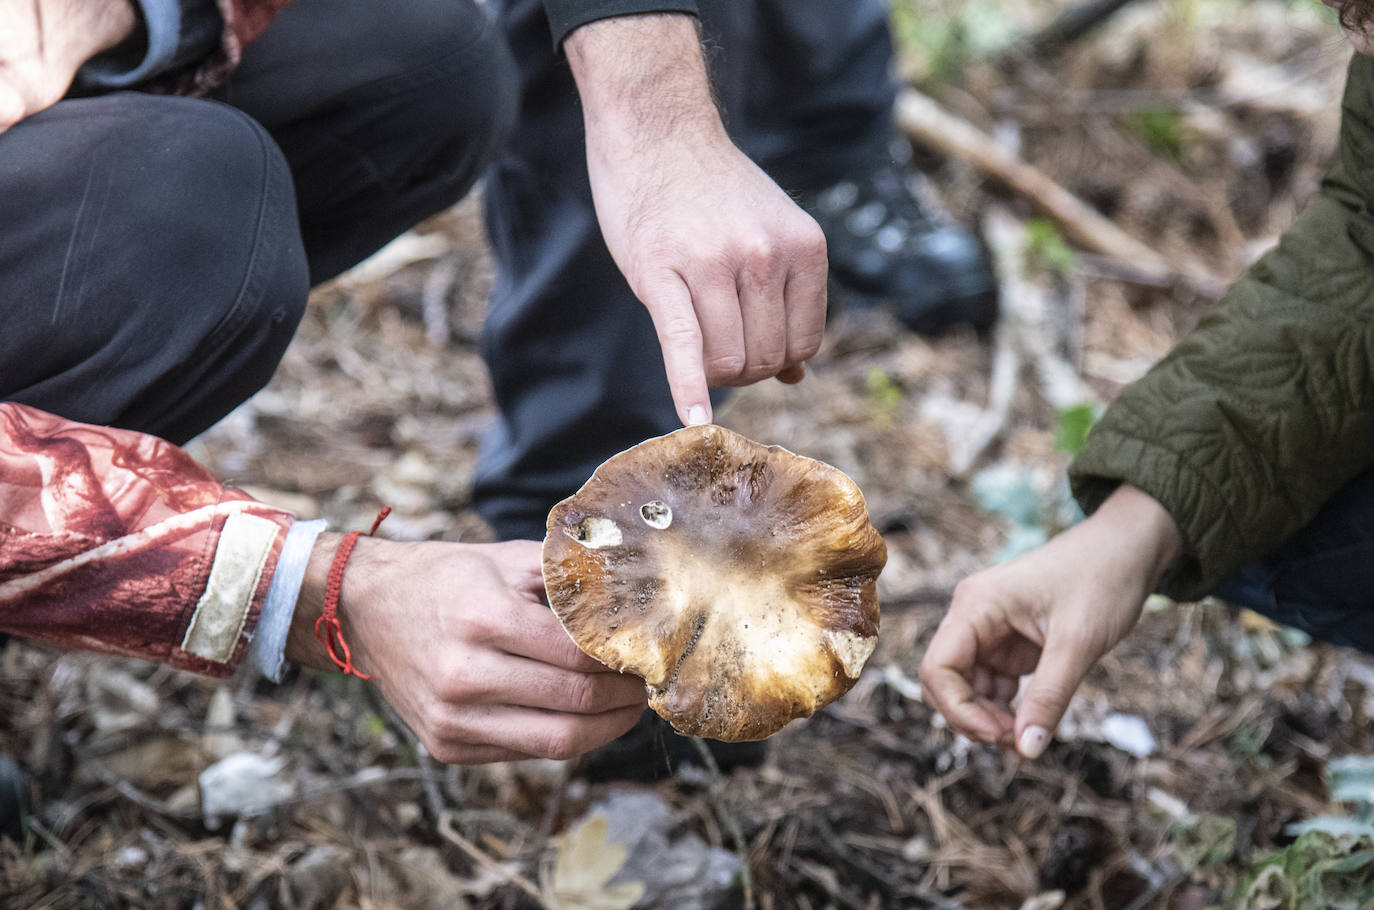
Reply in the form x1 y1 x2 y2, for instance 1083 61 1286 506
1017 725 1049 759
687 405 709 426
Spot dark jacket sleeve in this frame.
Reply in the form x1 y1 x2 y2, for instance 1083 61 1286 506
1069 53 1374 601
0 404 294 677
77 0 293 96
542 0 698 47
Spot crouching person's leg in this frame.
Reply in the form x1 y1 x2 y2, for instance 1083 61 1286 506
1214 467 1374 654
216 0 518 283
0 92 309 444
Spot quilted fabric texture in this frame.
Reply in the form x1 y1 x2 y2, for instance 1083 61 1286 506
0 404 293 676
1071 55 1374 600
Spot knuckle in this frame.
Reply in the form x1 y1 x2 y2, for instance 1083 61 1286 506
749 348 787 377
705 353 746 381
660 316 703 349
568 674 601 715
741 235 778 270
534 725 580 762
789 330 824 361
433 664 479 702
799 221 828 259
951 573 997 609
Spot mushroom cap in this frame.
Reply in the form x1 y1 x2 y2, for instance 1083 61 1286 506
542 425 887 742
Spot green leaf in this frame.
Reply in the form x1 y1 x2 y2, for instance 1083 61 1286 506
1025 218 1077 276
1053 403 1100 456
1172 813 1237 872
865 368 904 429
1233 832 1374 910
1125 110 1186 161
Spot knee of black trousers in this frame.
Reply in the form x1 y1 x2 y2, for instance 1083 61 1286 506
0 94 309 445
279 1 520 283
140 102 311 444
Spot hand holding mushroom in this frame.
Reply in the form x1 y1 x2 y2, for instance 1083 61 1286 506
286 538 647 764
542 426 888 741
918 485 1183 759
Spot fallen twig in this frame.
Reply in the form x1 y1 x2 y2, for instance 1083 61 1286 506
691 736 757 910
895 89 1226 298
437 809 546 905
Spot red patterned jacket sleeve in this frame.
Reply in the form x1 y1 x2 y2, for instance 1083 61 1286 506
0 404 294 677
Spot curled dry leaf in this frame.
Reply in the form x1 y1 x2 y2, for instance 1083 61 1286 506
542 424 887 742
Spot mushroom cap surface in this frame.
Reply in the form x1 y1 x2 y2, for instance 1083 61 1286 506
542 425 887 742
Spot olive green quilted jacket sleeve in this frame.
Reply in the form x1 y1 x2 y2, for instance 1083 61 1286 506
1069 53 1374 601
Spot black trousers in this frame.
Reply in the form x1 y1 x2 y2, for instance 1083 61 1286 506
0 0 517 443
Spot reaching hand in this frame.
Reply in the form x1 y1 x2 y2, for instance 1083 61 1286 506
918 486 1183 759
566 14 828 426
289 538 647 764
0 0 137 132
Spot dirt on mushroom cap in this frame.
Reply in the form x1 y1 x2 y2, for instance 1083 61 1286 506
541 424 888 742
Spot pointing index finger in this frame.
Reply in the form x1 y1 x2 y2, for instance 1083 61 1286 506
639 271 712 426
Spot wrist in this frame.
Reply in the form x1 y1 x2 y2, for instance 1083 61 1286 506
565 13 726 149
1091 484 1185 586
286 532 382 674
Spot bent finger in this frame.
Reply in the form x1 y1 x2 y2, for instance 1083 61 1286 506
495 596 612 673
782 223 828 369
920 623 1012 743
690 270 748 386
492 656 648 714
451 703 645 761
736 247 788 384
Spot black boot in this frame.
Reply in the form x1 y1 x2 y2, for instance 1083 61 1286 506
801 140 998 335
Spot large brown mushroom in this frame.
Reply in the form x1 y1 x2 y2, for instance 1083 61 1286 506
542 424 887 742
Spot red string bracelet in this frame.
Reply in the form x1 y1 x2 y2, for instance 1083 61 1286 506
314 506 391 679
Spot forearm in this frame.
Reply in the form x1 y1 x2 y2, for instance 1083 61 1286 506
564 13 726 150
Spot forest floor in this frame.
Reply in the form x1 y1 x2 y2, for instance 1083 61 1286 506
4 1 1373 908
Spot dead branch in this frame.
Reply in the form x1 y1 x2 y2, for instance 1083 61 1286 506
895 89 1226 298
437 810 545 906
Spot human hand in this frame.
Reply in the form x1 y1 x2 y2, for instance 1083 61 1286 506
918 485 1183 759
566 14 828 426
289 537 647 764
0 0 137 132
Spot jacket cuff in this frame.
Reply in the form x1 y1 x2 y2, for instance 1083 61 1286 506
1069 426 1237 602
75 0 224 90
543 0 699 48
0 403 294 677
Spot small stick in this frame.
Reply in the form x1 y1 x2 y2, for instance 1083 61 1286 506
690 736 756 910
438 809 546 905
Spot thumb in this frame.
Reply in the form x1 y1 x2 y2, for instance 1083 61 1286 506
639 273 712 426
1013 628 1098 760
